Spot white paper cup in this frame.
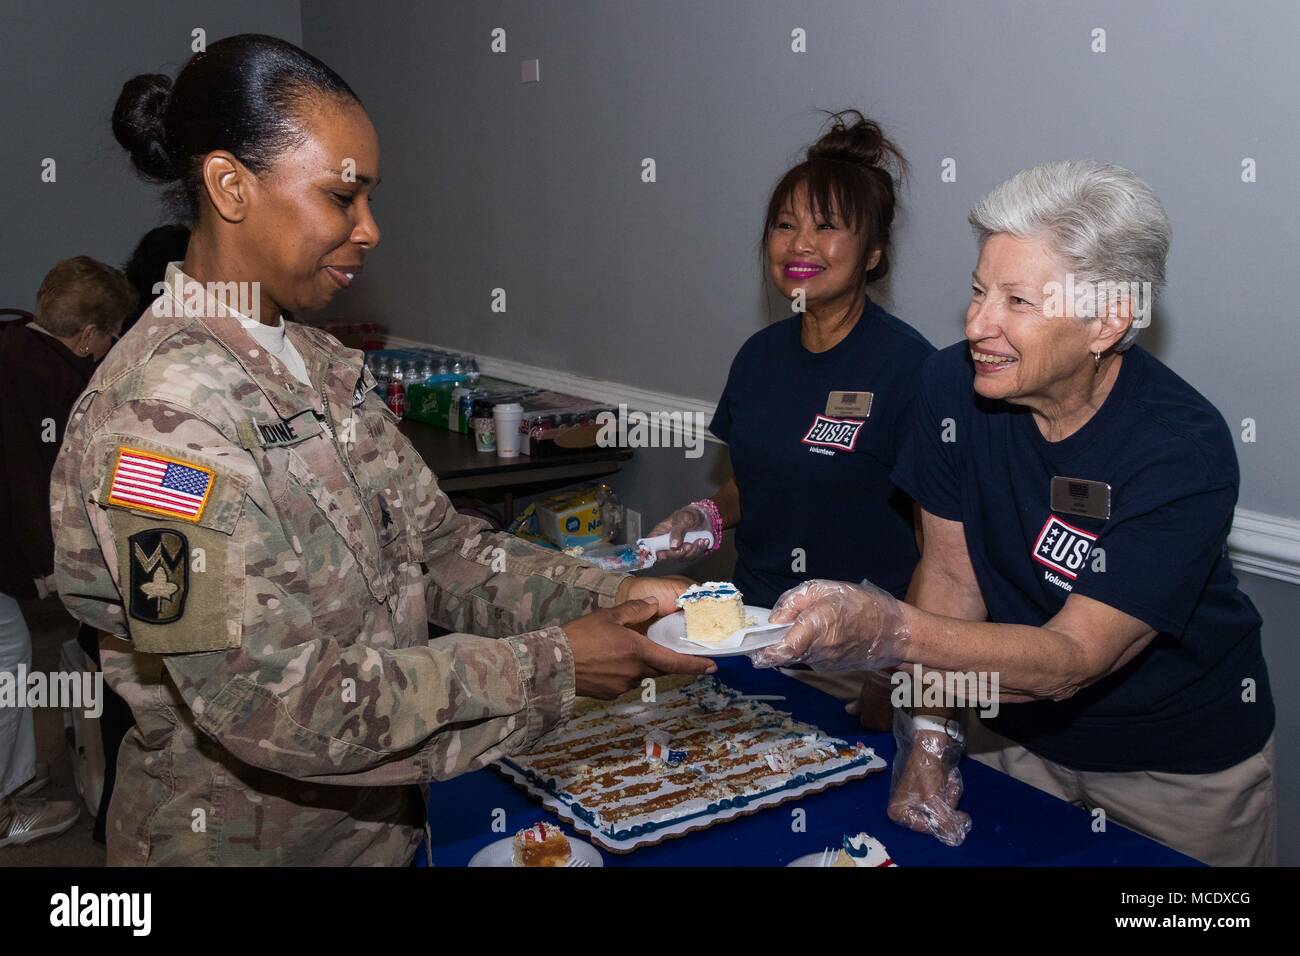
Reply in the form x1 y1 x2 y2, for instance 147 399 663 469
493 403 524 458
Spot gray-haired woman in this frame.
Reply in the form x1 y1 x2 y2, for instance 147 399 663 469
750 160 1276 866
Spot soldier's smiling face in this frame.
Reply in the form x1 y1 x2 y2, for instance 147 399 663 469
244 96 381 314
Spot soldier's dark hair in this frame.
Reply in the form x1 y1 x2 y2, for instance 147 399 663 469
121 223 191 333
762 110 908 285
112 33 362 223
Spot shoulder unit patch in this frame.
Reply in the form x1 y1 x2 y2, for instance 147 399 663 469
128 528 189 624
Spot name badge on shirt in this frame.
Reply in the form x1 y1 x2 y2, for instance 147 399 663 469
825 391 873 418
1050 476 1111 520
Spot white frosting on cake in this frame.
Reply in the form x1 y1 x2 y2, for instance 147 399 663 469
676 581 746 644
511 821 570 866
499 677 877 845
835 832 893 867
675 581 741 605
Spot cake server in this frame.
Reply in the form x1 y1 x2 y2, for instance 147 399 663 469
634 530 715 562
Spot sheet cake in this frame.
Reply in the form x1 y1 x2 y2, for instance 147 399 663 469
496 675 886 852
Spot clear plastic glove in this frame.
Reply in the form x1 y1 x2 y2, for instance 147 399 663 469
751 579 909 671
887 710 973 847
647 505 712 562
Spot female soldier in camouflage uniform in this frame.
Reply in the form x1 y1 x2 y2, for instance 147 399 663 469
51 34 711 865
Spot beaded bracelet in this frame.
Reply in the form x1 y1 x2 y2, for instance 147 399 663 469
690 498 723 552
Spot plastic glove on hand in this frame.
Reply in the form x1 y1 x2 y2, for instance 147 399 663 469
751 579 909 671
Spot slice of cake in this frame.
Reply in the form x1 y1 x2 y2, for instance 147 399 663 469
676 581 746 644
511 822 572 867
830 832 894 867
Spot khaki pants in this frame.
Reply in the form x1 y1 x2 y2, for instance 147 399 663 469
968 718 1277 867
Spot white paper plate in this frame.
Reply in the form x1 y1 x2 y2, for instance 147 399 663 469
466 834 604 868
787 850 897 868
646 607 791 657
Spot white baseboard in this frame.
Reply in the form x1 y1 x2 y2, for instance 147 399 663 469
1228 509 1300 587
385 335 1300 587
384 335 722 444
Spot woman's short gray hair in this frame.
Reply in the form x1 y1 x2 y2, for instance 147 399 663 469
35 256 134 338
968 160 1171 351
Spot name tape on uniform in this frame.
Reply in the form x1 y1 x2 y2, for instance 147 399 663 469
238 410 324 450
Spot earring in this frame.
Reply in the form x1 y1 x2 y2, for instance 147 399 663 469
1093 350 1102 371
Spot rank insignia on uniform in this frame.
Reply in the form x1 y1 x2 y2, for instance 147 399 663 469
128 529 189 623
107 446 215 522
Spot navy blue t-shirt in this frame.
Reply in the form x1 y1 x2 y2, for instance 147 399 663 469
710 299 934 608
892 342 1274 773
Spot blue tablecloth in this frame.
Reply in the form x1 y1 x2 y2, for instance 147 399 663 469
417 656 1200 866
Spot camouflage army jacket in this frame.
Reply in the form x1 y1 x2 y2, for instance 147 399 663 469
50 266 625 865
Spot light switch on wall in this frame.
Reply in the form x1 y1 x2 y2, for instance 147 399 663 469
521 59 540 83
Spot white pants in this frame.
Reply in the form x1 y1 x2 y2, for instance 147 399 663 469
0 592 36 800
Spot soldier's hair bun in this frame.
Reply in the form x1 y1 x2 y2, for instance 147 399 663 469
112 73 179 183
107 35 361 223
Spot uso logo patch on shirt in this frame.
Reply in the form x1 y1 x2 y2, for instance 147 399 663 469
1032 515 1098 583
107 447 216 523
801 414 864 452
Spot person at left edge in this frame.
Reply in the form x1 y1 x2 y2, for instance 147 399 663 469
648 112 932 711
0 257 131 848
50 34 711 866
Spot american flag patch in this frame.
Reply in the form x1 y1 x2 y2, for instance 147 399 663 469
107 447 216 522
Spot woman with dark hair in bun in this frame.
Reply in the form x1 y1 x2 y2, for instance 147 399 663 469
50 33 710 866
650 112 932 705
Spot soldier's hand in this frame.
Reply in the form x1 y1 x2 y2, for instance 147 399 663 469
565 598 716 699
614 575 694 617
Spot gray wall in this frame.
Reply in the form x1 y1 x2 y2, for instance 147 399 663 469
0 0 302 307
303 0 1300 519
